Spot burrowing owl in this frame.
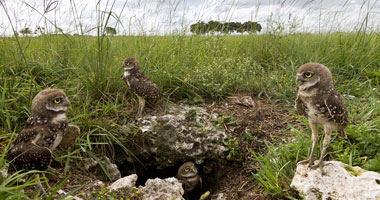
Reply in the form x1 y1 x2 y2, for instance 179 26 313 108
7 89 79 171
295 63 348 174
176 161 202 193
122 57 162 117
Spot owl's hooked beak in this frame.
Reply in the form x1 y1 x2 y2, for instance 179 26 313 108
60 97 71 111
63 97 71 107
296 74 305 85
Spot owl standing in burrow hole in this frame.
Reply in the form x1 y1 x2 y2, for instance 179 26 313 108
122 57 162 117
176 161 202 194
295 62 348 174
7 88 80 171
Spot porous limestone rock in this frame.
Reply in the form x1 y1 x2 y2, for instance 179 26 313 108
0 162 9 179
108 174 138 191
213 193 226 200
291 161 380 200
82 156 121 181
57 190 84 200
119 103 230 169
139 177 184 200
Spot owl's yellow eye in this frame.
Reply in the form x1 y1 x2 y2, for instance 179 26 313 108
304 72 313 78
185 168 190 172
54 98 61 104
125 62 130 66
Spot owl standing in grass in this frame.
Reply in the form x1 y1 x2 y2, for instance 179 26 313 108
7 89 80 171
122 57 162 117
295 63 348 175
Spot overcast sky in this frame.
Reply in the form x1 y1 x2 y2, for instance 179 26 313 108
1 0 379 35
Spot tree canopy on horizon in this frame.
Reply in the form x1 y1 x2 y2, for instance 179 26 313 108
190 20 262 35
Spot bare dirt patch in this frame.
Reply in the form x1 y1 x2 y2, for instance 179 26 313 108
202 93 293 199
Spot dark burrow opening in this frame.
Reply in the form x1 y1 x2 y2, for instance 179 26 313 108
117 159 228 200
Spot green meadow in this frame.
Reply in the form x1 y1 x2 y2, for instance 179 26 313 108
0 31 379 198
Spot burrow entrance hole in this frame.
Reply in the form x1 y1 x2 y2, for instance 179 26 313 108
117 159 227 200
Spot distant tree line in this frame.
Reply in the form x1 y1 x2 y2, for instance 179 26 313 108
18 22 262 36
19 26 64 36
190 20 262 35
105 27 116 35
19 26 117 36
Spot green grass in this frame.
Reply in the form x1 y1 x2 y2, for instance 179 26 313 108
0 31 379 198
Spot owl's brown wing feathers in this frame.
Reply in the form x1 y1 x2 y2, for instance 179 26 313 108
10 124 58 150
129 77 162 99
11 128 38 146
7 126 54 171
7 141 52 171
323 91 348 127
295 94 307 116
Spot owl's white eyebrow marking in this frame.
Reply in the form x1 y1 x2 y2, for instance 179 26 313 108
300 77 320 90
124 65 134 70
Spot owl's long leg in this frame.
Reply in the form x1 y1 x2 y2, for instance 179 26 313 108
338 128 347 139
136 95 145 117
297 121 318 167
35 174 49 196
311 125 332 175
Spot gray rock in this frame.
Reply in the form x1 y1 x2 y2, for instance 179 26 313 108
82 158 98 171
120 103 230 169
82 156 121 181
139 177 184 200
108 174 138 191
213 193 226 200
0 162 9 179
57 190 84 200
291 161 380 200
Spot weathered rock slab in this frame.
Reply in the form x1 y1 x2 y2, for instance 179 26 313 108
120 103 230 169
139 177 184 200
213 193 227 200
291 161 380 200
82 156 121 181
108 174 138 191
57 190 84 200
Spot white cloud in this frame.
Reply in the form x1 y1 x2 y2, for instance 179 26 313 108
0 0 379 36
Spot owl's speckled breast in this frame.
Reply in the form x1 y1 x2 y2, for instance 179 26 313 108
301 95 340 131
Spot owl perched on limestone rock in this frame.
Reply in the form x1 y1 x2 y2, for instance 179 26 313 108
122 57 162 117
295 63 348 174
7 89 79 171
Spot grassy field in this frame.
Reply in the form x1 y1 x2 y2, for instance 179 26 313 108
0 32 379 198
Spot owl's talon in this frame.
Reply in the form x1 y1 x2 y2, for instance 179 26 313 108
310 161 327 175
310 162 322 169
297 158 315 167
297 160 309 165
